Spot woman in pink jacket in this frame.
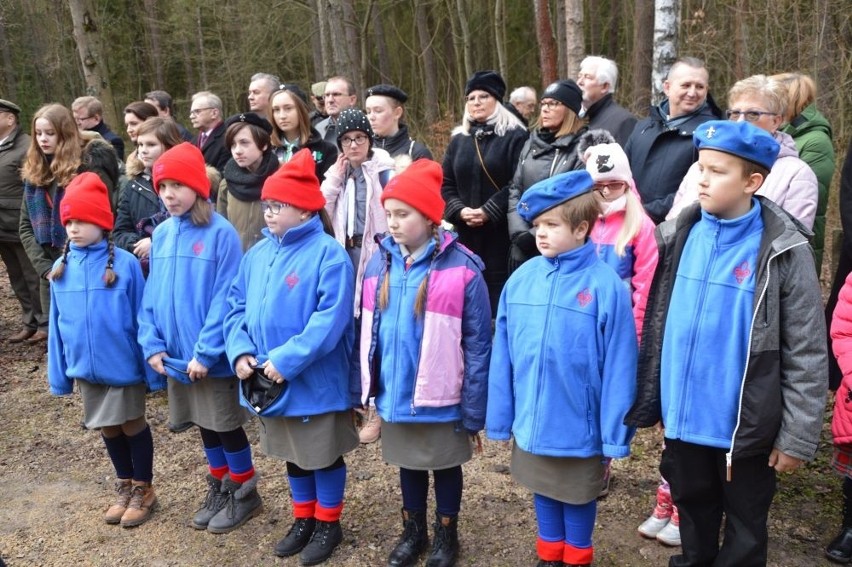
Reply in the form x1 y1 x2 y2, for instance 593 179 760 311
667 75 818 228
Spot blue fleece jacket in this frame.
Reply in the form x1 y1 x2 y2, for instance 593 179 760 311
487 240 638 458
48 241 162 395
137 212 242 377
224 216 355 417
661 200 763 449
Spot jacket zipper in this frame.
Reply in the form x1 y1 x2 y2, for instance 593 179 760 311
531 259 559 442
548 149 560 177
84 251 98 383
726 240 806 481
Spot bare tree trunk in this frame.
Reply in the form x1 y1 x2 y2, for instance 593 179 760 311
415 2 439 123
631 0 654 114
67 0 118 127
0 10 16 95
455 0 473 79
340 0 363 94
652 0 679 104
142 0 164 88
372 5 391 83
733 0 748 79
533 0 557 85
316 0 332 78
555 0 566 78
180 36 196 95
563 0 583 78
445 0 466 93
494 0 507 81
326 1 350 77
195 2 208 87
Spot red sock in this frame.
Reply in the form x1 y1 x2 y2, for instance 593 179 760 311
563 542 594 566
315 503 343 522
230 466 255 484
536 538 563 562
209 465 228 480
293 499 316 519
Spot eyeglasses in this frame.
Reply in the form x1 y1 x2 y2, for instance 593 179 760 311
261 201 291 215
324 92 346 99
189 107 214 116
593 181 627 199
725 109 778 122
466 93 492 104
540 100 563 110
340 134 369 147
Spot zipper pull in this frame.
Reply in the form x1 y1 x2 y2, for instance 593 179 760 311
725 452 732 481
410 401 416 416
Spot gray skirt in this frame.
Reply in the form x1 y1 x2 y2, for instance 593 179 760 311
259 411 359 470
78 381 146 429
382 421 472 471
511 443 604 505
168 376 248 432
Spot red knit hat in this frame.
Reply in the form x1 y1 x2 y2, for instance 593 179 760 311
260 148 325 211
60 172 114 230
380 159 445 225
152 142 210 199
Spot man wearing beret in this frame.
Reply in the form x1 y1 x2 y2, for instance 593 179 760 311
624 57 722 224
577 56 637 147
0 100 46 343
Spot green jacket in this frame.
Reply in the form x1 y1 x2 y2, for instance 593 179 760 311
0 127 30 242
782 104 835 271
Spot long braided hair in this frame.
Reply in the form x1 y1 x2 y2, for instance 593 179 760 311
378 226 441 318
49 231 118 286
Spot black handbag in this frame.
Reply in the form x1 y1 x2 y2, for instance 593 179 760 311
241 367 286 414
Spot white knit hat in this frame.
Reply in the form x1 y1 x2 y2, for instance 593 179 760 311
583 143 632 184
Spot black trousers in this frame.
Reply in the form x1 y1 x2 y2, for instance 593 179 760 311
0 241 45 330
660 439 776 567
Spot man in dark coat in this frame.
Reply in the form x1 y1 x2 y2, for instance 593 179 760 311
189 91 230 177
0 100 46 343
577 56 637 147
624 57 722 224
316 76 357 144
71 96 125 160
144 89 194 142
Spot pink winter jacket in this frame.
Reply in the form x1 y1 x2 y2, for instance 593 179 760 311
831 272 852 445
667 130 818 229
321 148 396 314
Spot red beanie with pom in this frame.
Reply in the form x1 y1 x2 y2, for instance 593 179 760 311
60 172 114 230
380 159 445 225
261 148 325 211
152 142 210 199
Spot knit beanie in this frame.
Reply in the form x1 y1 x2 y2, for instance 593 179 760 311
336 109 374 150
261 148 325 211
465 70 507 100
152 142 210 199
541 80 583 115
60 172 114 230
583 143 633 184
380 159 445 225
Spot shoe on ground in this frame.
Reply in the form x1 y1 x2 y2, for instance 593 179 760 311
24 329 48 344
826 526 852 564
192 474 226 530
120 481 157 527
206 474 263 534
167 421 194 433
359 406 381 444
104 479 132 524
656 519 681 547
275 517 316 557
8 328 36 343
299 519 343 566
638 514 670 539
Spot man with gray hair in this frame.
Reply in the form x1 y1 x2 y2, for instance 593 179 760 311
508 86 537 125
190 90 229 175
248 72 279 115
577 56 637 146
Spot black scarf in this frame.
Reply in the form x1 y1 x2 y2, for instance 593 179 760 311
223 151 280 202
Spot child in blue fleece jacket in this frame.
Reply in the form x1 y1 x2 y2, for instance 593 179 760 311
137 143 262 535
487 169 638 567
224 149 358 565
48 172 162 528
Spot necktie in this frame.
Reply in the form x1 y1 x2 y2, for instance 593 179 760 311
198 132 208 148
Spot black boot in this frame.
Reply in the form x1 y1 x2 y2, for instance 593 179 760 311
827 477 852 564
387 508 429 567
425 512 459 567
299 519 343 566
275 517 316 557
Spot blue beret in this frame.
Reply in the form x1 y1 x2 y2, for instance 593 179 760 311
517 170 595 222
693 120 780 171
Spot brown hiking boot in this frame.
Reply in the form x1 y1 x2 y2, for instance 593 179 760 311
120 481 157 527
104 479 132 524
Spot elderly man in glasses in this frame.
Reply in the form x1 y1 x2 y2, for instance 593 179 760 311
666 74 817 226
316 76 358 144
624 57 723 224
189 91 230 177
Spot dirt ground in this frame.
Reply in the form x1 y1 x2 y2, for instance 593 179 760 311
0 265 843 567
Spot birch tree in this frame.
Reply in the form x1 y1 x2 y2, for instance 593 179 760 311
652 0 679 103
563 0 584 78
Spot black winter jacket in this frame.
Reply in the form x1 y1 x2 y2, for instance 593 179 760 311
114 174 160 253
372 124 433 161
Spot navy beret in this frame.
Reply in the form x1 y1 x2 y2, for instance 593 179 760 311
465 70 507 100
365 84 408 104
279 83 309 105
542 80 583 115
693 120 780 171
518 170 595 222
225 112 273 135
